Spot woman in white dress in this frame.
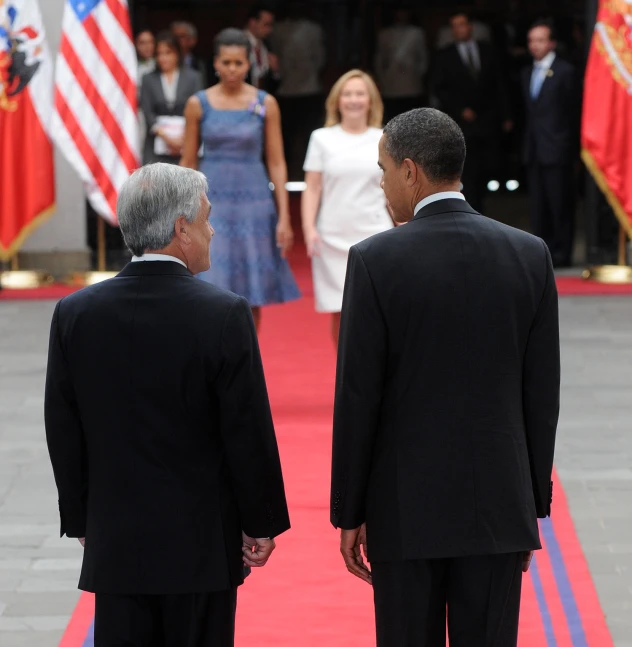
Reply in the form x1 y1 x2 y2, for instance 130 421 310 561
301 70 393 346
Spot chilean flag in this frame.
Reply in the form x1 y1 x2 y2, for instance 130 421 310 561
0 0 55 260
582 0 632 238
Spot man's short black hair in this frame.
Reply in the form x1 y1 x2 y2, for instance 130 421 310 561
449 11 472 24
529 19 556 41
248 3 276 21
383 108 466 184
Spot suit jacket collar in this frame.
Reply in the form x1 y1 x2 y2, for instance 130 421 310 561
117 261 193 278
524 56 560 102
412 198 479 221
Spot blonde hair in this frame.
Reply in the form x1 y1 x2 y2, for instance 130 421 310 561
325 69 384 128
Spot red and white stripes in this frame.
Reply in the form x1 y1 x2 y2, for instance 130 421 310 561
52 0 139 225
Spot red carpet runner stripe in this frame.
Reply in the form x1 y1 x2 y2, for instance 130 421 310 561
3 276 632 301
54 251 615 646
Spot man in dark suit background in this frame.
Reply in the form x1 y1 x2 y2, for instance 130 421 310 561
522 20 580 267
331 108 559 646
433 13 513 213
45 164 290 646
171 21 205 79
245 3 279 91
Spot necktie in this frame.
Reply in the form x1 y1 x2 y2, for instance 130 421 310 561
465 43 478 78
530 64 544 99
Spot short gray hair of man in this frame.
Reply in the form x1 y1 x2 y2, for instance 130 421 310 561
170 21 198 38
117 163 208 257
383 108 466 184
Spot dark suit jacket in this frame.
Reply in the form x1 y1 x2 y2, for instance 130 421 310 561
433 42 510 139
331 199 560 562
521 56 580 166
140 68 203 164
45 261 290 594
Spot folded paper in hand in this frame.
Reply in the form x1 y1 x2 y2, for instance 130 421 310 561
154 116 203 157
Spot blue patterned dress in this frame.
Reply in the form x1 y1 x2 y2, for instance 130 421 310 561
195 89 300 306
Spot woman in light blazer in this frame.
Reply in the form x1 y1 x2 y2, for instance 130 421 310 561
140 31 202 165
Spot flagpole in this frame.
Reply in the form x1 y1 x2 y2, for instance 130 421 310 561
618 225 627 266
10 255 18 271
97 216 106 272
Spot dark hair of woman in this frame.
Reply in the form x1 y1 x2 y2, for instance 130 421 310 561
213 28 252 58
155 30 182 65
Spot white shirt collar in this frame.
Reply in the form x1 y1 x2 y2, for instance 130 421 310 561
534 51 556 70
414 192 465 216
131 253 187 268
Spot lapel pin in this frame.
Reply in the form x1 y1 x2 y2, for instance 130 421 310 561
547 69 554 78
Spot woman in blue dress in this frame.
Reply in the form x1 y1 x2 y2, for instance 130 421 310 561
180 28 300 331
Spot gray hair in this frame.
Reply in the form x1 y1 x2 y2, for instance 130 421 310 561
117 164 208 257
383 108 466 184
170 21 197 38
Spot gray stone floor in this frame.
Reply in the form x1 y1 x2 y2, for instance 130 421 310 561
0 296 631 646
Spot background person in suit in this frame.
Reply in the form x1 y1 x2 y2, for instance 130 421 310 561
135 29 156 155
522 20 579 267
433 13 512 213
331 108 560 647
244 3 279 90
140 31 202 164
45 163 290 647
171 21 205 78
374 4 428 122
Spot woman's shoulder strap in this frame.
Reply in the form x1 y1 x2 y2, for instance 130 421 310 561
195 89 211 112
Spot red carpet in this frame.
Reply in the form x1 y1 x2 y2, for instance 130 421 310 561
0 285 78 300
556 276 632 295
2 274 632 301
54 250 614 646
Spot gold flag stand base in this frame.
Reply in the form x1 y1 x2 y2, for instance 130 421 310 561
582 227 632 284
0 270 54 289
0 253 53 289
63 218 117 287
582 265 632 284
64 271 118 287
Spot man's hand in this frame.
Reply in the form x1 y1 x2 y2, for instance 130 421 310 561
523 551 534 572
78 538 85 548
462 107 477 122
340 524 372 585
242 532 276 568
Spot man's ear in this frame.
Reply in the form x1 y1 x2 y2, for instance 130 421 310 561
403 158 419 187
174 216 190 245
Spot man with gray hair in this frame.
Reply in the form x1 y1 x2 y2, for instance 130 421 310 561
45 164 290 646
171 20 204 78
331 109 559 646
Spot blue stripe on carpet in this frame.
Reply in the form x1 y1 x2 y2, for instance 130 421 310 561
541 518 589 647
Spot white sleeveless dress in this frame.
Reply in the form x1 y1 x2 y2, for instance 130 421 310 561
303 125 393 312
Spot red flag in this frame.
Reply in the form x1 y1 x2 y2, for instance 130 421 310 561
581 0 632 237
0 0 55 261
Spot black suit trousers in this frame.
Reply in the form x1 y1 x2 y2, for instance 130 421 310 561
527 163 575 266
372 553 523 647
94 589 237 647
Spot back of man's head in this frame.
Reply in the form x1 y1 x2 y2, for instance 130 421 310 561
383 108 466 185
117 164 208 258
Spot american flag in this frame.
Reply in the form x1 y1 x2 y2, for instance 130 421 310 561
51 0 139 225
